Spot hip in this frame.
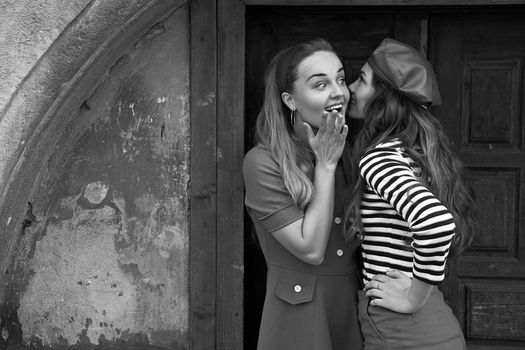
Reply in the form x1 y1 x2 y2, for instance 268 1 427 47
357 288 466 350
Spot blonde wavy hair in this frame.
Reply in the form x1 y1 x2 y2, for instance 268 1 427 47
255 39 339 208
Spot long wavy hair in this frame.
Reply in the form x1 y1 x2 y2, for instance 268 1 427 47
255 39 352 209
343 73 476 256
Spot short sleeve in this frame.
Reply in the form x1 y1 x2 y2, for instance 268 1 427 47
243 146 304 233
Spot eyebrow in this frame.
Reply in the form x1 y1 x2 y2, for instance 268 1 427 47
306 67 344 82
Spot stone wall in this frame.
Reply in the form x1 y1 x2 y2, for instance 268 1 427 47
0 1 190 348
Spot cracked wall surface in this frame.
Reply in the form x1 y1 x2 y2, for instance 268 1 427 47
0 0 91 113
3 4 190 349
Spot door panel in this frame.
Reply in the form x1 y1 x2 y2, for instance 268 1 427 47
459 280 525 341
462 59 521 149
431 11 525 349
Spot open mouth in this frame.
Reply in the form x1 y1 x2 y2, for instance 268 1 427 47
325 104 343 113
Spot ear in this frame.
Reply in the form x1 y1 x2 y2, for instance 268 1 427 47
281 92 295 111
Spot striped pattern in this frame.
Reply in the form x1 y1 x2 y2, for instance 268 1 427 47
359 140 456 285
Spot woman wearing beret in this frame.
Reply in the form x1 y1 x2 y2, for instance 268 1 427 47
243 39 364 349
344 38 475 349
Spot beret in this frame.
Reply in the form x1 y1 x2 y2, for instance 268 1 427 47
367 38 442 106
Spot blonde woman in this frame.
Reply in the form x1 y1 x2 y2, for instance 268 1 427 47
243 39 363 349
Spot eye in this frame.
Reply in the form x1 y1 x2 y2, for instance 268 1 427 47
337 77 346 85
315 82 327 89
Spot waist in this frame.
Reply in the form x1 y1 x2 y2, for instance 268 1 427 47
269 261 358 276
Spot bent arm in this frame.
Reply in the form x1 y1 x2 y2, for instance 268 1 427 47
244 113 347 266
361 146 455 311
271 113 347 265
272 163 336 265
406 278 433 311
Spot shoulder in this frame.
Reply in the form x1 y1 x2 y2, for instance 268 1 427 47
243 145 280 175
244 144 273 165
243 145 284 191
361 140 405 164
360 140 415 183
243 145 298 216
366 139 403 153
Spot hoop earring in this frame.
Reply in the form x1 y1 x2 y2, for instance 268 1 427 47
290 109 296 126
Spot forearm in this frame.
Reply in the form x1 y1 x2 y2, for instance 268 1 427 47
300 163 336 263
407 278 434 310
270 113 346 265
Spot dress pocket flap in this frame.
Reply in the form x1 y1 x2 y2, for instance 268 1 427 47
275 269 316 305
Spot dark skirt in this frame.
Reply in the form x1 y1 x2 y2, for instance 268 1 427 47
257 265 363 350
357 288 466 350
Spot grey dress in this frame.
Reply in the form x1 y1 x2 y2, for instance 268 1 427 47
243 145 363 350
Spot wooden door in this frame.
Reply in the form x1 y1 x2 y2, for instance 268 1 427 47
431 9 525 349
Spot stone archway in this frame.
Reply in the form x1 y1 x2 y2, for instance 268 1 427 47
0 1 191 347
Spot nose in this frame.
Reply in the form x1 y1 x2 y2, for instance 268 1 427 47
330 83 345 98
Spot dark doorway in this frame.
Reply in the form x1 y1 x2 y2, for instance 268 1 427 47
244 5 525 350
244 7 426 349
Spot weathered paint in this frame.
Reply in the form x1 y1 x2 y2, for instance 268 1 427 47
0 0 91 113
0 1 187 295
18 198 139 344
11 5 190 348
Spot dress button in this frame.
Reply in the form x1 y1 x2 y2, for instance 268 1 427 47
294 285 302 293
334 217 342 224
337 249 344 257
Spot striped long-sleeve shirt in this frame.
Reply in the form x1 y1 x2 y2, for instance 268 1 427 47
359 140 456 285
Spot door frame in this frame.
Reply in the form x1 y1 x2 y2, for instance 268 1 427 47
194 0 525 349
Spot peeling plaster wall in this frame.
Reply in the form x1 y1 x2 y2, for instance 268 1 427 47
0 0 91 115
1 4 190 349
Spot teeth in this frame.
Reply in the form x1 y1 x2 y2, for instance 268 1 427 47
326 104 343 112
